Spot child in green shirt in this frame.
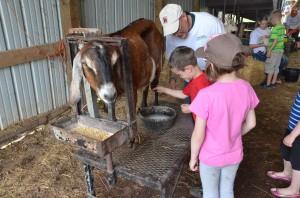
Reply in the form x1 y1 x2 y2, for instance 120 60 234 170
263 9 285 89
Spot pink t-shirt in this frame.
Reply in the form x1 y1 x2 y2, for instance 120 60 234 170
189 79 259 166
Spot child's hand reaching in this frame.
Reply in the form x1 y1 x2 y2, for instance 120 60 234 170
181 104 191 114
152 86 166 93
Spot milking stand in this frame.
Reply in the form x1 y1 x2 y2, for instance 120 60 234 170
49 31 193 198
63 32 137 197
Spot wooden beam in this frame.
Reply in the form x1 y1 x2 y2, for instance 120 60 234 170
0 41 61 69
70 0 80 28
194 0 200 11
155 0 163 34
59 0 72 36
59 0 80 87
0 105 71 145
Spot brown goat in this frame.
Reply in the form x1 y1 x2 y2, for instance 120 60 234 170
69 18 163 119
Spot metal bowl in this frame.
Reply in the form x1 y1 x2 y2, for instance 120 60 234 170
139 106 176 131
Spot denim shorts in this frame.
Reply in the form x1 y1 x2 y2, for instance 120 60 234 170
252 51 267 62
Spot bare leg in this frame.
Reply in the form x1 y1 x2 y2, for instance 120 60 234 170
272 159 293 178
271 73 279 85
275 169 300 195
266 73 273 85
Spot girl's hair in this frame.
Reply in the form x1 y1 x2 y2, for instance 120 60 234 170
169 46 197 71
256 15 269 27
257 15 269 23
205 52 245 82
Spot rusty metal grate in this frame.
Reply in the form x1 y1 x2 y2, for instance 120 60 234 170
111 101 193 185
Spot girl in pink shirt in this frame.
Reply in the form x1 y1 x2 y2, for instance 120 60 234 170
189 33 259 198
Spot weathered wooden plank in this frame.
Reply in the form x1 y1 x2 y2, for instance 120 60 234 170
155 0 163 34
0 104 71 144
0 41 61 69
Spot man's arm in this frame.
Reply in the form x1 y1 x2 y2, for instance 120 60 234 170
292 0 299 9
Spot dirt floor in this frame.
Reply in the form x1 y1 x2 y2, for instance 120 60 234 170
0 49 300 198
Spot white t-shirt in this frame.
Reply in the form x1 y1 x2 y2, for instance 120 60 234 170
165 12 225 70
285 11 300 29
249 27 270 53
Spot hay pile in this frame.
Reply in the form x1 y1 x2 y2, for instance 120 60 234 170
237 56 266 86
0 127 86 197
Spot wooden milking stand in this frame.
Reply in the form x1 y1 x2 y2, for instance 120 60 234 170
64 31 137 197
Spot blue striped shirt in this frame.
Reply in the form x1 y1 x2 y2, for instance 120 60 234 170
288 90 300 130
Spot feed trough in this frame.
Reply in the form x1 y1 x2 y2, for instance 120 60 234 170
49 115 129 157
139 106 176 131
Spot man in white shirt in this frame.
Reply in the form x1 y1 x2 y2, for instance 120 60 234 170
159 4 225 90
285 8 300 41
282 1 296 23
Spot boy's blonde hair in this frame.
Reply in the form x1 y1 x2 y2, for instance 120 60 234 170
270 9 282 20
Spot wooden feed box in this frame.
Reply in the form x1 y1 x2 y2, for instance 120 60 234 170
49 115 129 157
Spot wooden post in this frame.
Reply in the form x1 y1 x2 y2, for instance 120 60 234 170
59 0 80 88
155 0 163 34
193 0 200 12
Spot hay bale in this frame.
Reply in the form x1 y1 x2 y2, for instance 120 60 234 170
237 56 266 86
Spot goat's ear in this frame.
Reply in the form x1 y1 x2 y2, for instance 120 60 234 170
69 53 83 104
111 50 119 65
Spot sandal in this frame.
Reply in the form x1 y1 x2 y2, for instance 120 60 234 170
267 171 291 183
270 188 300 198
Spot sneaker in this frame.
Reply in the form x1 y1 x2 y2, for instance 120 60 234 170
190 187 203 197
261 84 275 90
270 83 277 88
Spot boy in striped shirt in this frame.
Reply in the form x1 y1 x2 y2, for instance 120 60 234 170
267 90 300 197
263 9 285 89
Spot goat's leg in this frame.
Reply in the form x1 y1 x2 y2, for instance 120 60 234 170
150 76 160 106
140 87 148 109
129 91 140 149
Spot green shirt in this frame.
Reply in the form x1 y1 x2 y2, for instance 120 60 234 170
268 24 285 52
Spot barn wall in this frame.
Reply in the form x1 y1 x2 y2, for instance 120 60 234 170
78 0 156 33
0 0 67 130
164 0 196 12
0 0 197 131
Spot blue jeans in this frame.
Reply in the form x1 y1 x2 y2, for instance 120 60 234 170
252 51 267 62
279 54 288 75
199 161 240 198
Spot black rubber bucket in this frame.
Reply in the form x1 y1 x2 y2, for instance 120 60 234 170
139 106 176 131
285 68 300 82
